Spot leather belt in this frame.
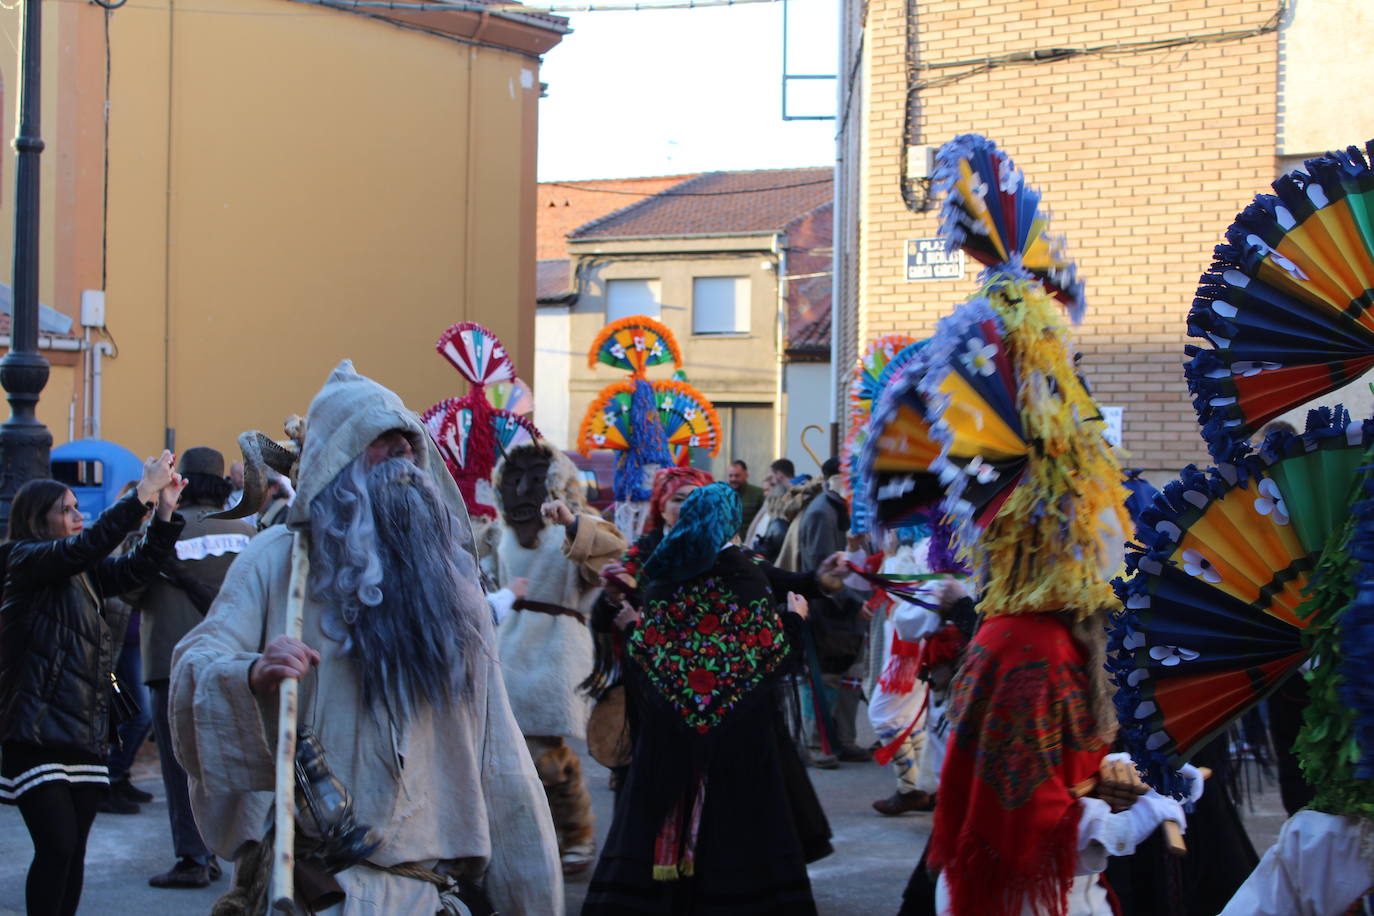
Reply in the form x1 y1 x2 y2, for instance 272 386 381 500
513 598 587 625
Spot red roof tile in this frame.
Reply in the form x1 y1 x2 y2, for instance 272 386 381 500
537 175 700 260
784 202 832 354
569 167 833 241
537 259 573 302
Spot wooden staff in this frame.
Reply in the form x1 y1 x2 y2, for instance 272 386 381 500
1158 766 1211 857
800 424 825 472
270 533 311 913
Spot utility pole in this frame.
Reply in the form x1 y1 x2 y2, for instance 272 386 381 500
0 0 52 524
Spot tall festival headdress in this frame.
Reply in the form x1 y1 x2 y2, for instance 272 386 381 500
1110 142 1374 812
843 334 925 534
1184 140 1374 463
577 315 721 537
861 134 1128 619
422 322 541 519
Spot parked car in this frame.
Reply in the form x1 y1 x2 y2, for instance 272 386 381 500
564 450 617 517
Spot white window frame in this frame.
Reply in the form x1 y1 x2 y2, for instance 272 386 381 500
605 278 661 321
691 275 750 335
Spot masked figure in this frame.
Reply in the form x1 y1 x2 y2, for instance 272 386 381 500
492 441 627 875
170 361 561 915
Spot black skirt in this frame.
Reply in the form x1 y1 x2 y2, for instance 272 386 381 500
0 742 108 804
582 667 831 916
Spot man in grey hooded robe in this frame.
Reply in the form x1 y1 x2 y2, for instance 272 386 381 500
170 361 562 914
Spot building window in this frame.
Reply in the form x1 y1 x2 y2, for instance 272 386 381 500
693 276 749 334
606 278 661 321
708 403 773 481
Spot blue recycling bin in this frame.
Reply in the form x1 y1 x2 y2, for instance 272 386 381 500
51 440 145 522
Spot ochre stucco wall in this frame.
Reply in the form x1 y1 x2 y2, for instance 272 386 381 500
0 0 554 459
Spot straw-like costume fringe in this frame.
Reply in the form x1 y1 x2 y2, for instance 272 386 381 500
959 275 1128 621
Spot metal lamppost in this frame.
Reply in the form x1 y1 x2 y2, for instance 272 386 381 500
0 0 51 525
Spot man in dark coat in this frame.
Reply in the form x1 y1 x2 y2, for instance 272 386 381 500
135 447 254 889
795 457 870 763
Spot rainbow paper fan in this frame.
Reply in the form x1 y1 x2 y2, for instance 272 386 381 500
425 323 541 517
588 315 683 377
421 398 463 474
578 379 721 457
846 336 930 532
1185 139 1374 462
861 300 1030 533
1110 408 1374 797
934 134 1085 321
436 321 516 387
842 424 875 534
849 334 921 426
489 410 540 454
488 377 534 417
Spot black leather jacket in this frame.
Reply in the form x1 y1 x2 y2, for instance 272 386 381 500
0 493 183 757
752 517 790 564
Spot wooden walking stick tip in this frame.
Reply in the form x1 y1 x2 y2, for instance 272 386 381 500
1162 819 1187 856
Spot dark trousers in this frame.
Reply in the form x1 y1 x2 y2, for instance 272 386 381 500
107 644 152 783
1268 677 1315 815
149 680 212 863
17 781 103 916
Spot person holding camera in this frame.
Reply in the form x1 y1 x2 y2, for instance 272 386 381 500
0 451 186 916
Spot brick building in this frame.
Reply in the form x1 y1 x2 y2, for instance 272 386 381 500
836 0 1374 477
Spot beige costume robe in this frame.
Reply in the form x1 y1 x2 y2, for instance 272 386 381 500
492 514 624 739
170 361 561 915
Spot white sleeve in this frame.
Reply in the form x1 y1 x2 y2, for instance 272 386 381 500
892 601 943 641
1220 810 1374 916
1075 790 1187 875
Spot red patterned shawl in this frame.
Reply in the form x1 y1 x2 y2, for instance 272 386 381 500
928 613 1108 916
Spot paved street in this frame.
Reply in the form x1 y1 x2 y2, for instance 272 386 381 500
0 736 1286 915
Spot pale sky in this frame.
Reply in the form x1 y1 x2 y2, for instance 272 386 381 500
536 0 839 181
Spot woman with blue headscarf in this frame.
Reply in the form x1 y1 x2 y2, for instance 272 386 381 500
582 483 848 915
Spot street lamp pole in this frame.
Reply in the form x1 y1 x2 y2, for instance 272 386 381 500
0 0 51 524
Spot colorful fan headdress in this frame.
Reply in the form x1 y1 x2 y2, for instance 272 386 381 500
1108 140 1374 816
862 134 1127 620
422 322 541 518
577 315 721 537
1185 140 1374 462
1110 409 1374 800
938 133 1086 322
843 335 927 533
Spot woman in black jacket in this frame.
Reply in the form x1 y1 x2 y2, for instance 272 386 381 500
0 451 185 916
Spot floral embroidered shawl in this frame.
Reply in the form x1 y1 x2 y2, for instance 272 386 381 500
629 547 791 734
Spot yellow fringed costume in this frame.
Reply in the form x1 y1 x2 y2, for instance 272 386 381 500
961 275 1128 620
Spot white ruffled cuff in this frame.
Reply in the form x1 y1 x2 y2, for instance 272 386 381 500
1076 789 1187 873
487 587 516 625
1077 797 1122 874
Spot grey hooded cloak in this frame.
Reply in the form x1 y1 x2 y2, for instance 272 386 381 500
169 361 562 914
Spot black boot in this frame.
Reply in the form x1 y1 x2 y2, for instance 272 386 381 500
148 857 210 889
113 777 154 804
